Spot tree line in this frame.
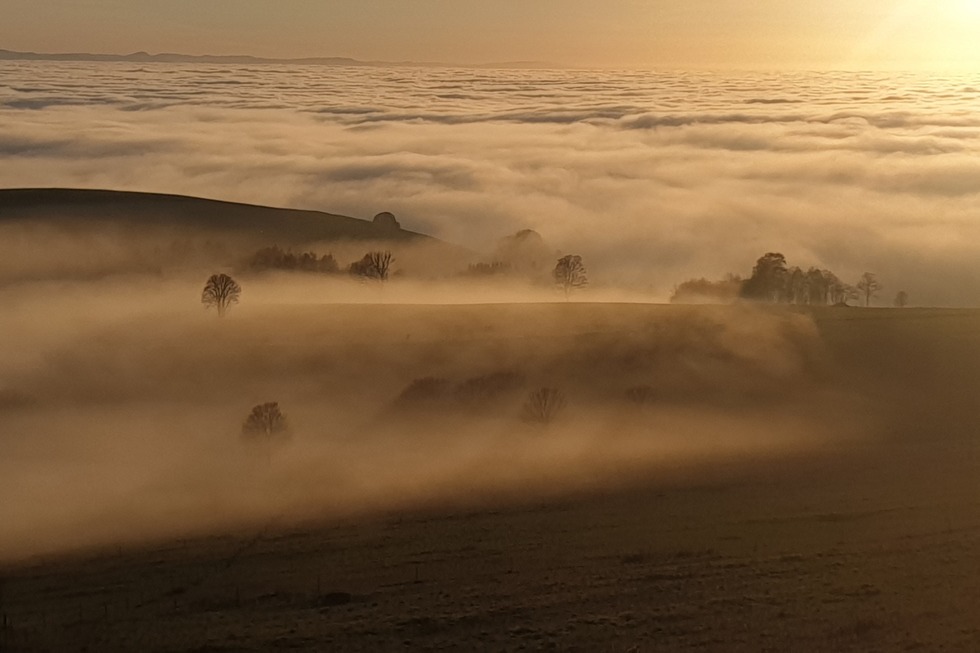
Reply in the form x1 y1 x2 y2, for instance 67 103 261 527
673 252 905 307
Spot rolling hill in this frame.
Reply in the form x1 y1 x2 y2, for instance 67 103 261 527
0 188 474 280
0 188 432 244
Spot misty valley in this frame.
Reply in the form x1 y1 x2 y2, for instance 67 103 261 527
3 190 980 651
3 62 980 652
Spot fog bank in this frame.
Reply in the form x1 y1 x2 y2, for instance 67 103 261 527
0 272 866 561
2 64 980 304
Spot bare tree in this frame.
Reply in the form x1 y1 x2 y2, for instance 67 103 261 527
350 250 393 281
894 290 909 308
553 255 588 298
201 273 241 316
856 272 882 307
368 251 393 280
242 402 289 440
522 388 567 424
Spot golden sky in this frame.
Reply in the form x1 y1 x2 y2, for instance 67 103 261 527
3 0 980 70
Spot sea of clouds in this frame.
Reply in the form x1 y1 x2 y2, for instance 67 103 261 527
2 62 980 303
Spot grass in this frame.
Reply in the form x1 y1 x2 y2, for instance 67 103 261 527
2 303 980 650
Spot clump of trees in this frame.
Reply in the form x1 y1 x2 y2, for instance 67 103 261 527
670 275 742 304
350 250 393 281
673 253 886 307
393 371 526 413
493 229 553 279
372 212 400 230
396 377 452 404
247 245 338 274
737 253 863 306
522 388 567 424
553 255 588 298
201 273 242 316
241 402 289 440
894 290 909 307
461 261 513 278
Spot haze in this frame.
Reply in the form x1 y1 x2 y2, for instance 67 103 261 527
4 0 980 70
3 64 980 304
4 7 980 649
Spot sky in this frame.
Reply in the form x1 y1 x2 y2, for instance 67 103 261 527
4 0 980 70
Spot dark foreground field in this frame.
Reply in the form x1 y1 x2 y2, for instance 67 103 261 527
3 305 980 652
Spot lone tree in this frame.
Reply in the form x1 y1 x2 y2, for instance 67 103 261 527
553 255 588 298
242 402 289 440
201 273 241 316
350 250 393 281
894 290 909 308
856 272 882 307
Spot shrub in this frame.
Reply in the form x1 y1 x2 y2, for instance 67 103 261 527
521 388 567 424
396 377 451 404
454 371 525 408
242 402 289 440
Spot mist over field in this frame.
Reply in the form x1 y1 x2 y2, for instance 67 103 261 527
7 0 980 642
2 63 980 304
0 264 869 560
1 61 979 562
6 59 980 653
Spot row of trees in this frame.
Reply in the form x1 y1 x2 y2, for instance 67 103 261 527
240 385 569 455
673 252 904 307
244 228 590 298
203 250 588 317
247 245 338 273
203 250 396 315
740 252 884 306
247 245 393 280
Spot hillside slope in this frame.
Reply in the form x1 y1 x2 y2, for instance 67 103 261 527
0 188 473 280
0 188 431 244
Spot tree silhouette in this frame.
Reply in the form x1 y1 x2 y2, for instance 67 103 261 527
894 290 909 308
247 245 338 273
242 402 289 440
350 250 393 281
201 273 241 316
553 255 588 298
669 275 742 304
805 268 831 305
856 272 882 307
740 253 787 302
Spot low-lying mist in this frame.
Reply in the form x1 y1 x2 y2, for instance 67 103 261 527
0 269 872 562
6 66 980 304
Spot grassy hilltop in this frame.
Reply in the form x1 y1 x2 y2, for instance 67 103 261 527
0 188 427 242
0 188 473 280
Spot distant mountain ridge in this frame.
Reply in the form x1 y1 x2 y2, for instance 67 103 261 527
0 48 563 70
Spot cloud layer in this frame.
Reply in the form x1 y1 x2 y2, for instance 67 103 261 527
2 62 980 304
